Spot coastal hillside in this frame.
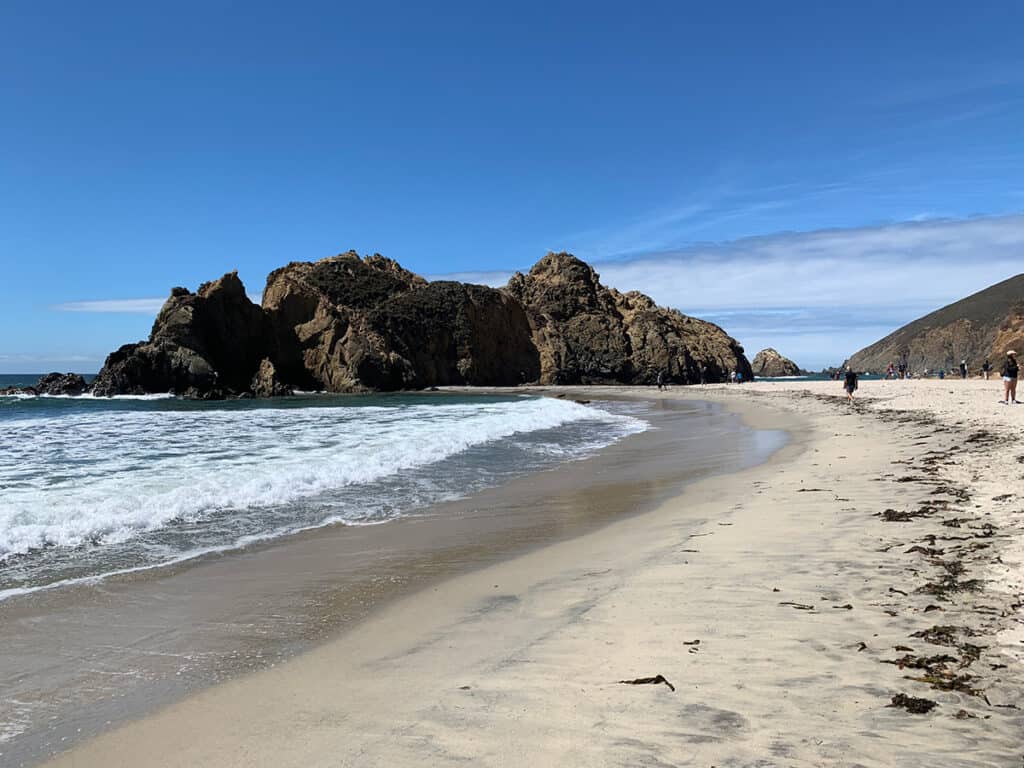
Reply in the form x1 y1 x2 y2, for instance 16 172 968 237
848 273 1024 373
91 251 752 398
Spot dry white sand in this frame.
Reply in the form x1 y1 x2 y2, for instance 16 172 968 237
42 380 1024 767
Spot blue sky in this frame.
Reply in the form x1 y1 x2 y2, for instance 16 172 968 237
2 1 1023 372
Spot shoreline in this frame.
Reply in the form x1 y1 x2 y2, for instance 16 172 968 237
2 395 778 767
32 382 1024 765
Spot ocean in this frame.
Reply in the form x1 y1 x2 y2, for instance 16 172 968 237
0 386 645 601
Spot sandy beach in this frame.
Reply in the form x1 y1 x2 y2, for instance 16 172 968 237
38 380 1024 767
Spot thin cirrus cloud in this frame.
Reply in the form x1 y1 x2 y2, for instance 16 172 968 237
54 294 263 313
54 298 166 314
592 212 1024 311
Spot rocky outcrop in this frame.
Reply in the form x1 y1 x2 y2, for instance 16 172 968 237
36 372 88 395
259 253 425 391
848 273 1024 373
260 252 539 391
250 358 292 398
751 348 802 378
92 272 266 397
0 372 88 396
504 253 751 385
92 250 751 397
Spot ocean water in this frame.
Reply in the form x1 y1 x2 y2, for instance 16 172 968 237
0 389 645 601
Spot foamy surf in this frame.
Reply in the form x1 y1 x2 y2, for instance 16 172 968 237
0 391 176 400
0 393 646 599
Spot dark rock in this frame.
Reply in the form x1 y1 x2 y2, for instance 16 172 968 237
92 272 265 398
261 253 540 391
1 373 88 397
751 348 802 378
0 385 38 396
504 252 751 384
94 250 753 397
366 281 539 389
250 358 292 398
35 372 89 395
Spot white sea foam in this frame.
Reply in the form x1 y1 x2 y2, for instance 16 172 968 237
0 398 644 566
75 392 177 400
0 392 176 401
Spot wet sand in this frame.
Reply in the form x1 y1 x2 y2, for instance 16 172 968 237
25 382 1024 766
1 398 781 767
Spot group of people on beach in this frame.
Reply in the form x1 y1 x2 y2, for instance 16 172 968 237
883 358 996 381
846 350 1020 406
883 360 910 379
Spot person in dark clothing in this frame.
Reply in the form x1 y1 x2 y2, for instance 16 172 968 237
1000 351 1019 404
982 360 991 380
843 367 858 403
959 360 968 379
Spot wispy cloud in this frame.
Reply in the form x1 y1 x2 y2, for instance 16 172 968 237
562 177 867 260
0 353 100 362
54 298 166 314
53 293 262 314
869 68 1024 110
596 213 1024 312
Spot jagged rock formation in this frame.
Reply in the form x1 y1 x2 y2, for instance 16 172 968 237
504 253 751 385
751 348 802 378
92 272 266 398
92 250 752 397
848 274 1024 373
37 372 89 395
261 252 539 391
0 372 88 396
249 358 291 398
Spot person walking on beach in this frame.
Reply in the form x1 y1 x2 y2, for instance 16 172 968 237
843 367 858 403
960 359 968 379
1000 351 1019 404
982 360 992 380
656 370 664 391
699 365 706 386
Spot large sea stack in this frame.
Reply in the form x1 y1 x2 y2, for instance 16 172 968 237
848 274 1024 373
92 251 752 397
